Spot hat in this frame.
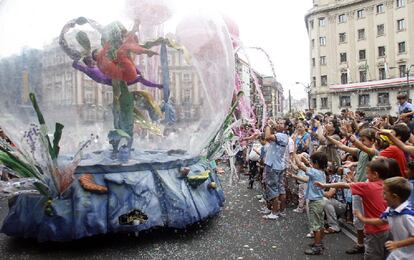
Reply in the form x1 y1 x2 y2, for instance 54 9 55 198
378 134 393 145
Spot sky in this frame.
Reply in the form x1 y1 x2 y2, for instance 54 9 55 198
0 0 313 99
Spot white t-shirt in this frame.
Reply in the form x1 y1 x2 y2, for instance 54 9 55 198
383 201 414 260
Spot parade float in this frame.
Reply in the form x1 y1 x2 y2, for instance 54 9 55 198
0 0 235 241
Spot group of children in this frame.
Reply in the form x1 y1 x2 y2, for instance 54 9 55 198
237 112 414 258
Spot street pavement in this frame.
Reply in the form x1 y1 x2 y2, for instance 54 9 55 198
0 169 361 260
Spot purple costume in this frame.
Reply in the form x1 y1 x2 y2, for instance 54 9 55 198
72 61 163 89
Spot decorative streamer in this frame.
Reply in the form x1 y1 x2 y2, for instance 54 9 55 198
160 41 176 125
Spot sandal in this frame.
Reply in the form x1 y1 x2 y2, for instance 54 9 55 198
324 227 340 234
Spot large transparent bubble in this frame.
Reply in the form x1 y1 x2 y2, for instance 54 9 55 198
0 0 235 157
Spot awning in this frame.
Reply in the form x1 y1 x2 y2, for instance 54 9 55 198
329 77 414 92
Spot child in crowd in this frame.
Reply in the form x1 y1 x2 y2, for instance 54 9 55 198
291 151 327 255
343 166 356 224
325 128 378 254
292 153 310 213
315 159 390 260
247 136 262 189
354 177 414 260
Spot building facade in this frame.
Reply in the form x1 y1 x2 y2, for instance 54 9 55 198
1 35 282 128
236 55 284 124
306 0 414 115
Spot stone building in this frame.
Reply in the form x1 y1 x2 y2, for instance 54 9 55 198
306 0 414 115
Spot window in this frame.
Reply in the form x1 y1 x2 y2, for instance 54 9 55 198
396 0 405 8
340 52 347 63
399 64 407 77
319 17 326 27
358 29 365 40
105 92 113 104
321 75 328 86
310 20 314 29
312 98 317 109
377 4 384 13
311 39 315 48
397 19 405 31
85 92 93 104
183 89 191 103
341 72 348 84
359 94 370 107
357 9 365 19
340 96 351 107
338 14 347 23
359 49 366 60
379 68 386 80
398 42 406 53
377 24 385 36
320 36 326 46
183 73 191 82
321 97 328 109
378 46 386 57
359 70 367 82
167 54 172 65
312 76 316 87
312 58 315 67
378 93 389 105
320 56 327 65
339 33 346 43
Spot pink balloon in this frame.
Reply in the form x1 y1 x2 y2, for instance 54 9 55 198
222 15 240 49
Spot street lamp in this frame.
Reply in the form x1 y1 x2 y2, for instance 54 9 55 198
295 82 311 110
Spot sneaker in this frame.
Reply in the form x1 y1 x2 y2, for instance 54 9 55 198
278 211 287 218
306 232 314 238
345 245 365 254
258 208 271 214
304 245 323 255
293 208 304 213
262 213 279 220
258 198 266 203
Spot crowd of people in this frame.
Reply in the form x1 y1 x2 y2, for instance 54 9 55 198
235 93 414 258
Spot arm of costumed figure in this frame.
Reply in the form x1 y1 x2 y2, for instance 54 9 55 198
127 67 163 88
72 61 113 85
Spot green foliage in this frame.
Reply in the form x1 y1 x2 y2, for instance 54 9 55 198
0 150 51 196
29 93 64 159
76 31 91 53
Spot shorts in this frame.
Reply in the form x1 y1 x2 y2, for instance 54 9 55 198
308 199 326 231
264 166 286 200
352 195 365 230
235 151 244 163
364 231 390 260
